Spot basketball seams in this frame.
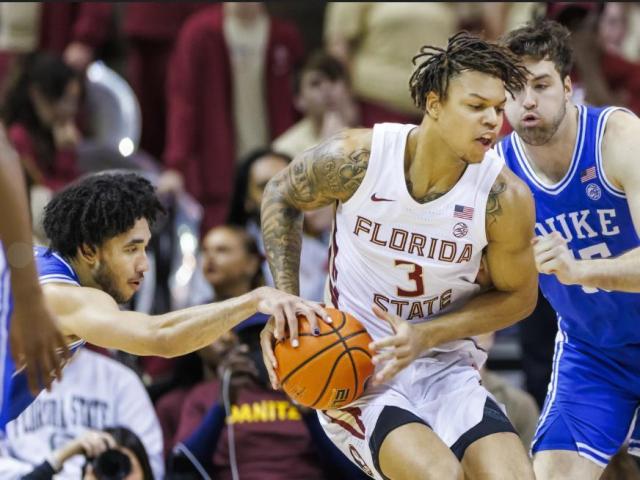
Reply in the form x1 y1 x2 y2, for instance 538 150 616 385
311 347 373 408
277 329 370 385
276 308 374 410
336 311 360 403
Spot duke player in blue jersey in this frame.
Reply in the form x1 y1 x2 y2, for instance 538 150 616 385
0 171 327 431
497 19 640 479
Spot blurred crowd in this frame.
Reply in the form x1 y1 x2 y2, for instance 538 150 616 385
1 2 639 479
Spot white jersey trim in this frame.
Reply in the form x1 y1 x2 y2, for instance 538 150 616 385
596 107 633 199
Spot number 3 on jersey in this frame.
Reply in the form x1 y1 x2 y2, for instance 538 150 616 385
394 260 424 297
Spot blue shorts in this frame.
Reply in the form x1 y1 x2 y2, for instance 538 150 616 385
531 328 640 467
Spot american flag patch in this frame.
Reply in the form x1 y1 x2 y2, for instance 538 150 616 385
580 166 596 183
454 204 474 220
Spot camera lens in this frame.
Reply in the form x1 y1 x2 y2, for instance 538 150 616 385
92 449 132 480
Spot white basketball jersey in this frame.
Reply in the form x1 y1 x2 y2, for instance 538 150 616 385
328 123 504 359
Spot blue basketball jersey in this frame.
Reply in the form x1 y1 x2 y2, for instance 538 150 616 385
496 105 640 349
0 244 84 429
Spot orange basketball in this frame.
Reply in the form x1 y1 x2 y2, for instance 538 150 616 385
274 307 374 410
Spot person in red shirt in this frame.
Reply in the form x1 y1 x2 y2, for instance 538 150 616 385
2 53 81 193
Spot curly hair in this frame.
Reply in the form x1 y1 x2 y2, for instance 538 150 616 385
409 31 529 110
43 172 165 258
499 18 573 80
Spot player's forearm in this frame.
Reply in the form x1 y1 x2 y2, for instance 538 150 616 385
417 285 537 349
574 247 640 292
261 181 304 295
0 144 42 301
153 290 260 357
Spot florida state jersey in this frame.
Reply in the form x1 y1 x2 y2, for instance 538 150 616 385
327 123 504 359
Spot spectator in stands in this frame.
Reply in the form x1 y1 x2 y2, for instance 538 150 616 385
168 319 369 480
227 149 330 301
0 2 112 82
323 3 465 126
0 349 164 479
162 2 304 233
546 2 640 114
122 2 205 160
156 225 262 456
1 52 82 241
2 52 81 191
598 2 629 57
20 427 154 480
273 50 359 159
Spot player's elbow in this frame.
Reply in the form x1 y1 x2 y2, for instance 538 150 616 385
145 325 177 358
517 278 538 319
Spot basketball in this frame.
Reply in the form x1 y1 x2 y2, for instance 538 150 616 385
274 308 374 410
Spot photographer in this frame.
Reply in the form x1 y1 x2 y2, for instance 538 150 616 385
21 427 153 480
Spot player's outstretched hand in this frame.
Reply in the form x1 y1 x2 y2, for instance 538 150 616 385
9 298 70 395
256 286 331 390
369 306 422 385
532 232 580 285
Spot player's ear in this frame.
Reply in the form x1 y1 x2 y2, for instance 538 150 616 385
563 75 572 100
78 243 97 265
426 91 441 119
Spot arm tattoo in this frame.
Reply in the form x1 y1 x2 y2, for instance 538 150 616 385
261 134 370 294
486 180 507 225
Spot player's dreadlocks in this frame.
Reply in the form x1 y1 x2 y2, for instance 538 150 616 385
43 171 165 258
409 31 529 111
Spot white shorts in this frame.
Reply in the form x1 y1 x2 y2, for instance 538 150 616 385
318 350 497 479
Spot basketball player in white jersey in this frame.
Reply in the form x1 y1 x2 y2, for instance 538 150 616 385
259 33 539 479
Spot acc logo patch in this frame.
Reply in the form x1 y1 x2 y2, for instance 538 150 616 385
586 183 601 201
453 222 469 238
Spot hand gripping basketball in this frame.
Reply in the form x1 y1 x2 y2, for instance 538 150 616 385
369 306 424 385
272 308 374 410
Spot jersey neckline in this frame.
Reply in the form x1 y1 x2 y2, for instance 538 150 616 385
398 126 476 209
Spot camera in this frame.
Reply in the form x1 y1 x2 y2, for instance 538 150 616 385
91 449 132 480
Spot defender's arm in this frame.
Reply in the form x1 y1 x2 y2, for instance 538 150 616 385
44 283 325 357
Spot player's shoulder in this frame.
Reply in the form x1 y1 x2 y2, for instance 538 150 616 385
487 166 535 231
35 247 81 285
602 108 640 153
308 128 373 160
493 165 534 206
601 109 640 186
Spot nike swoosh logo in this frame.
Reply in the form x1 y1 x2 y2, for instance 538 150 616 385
371 193 394 202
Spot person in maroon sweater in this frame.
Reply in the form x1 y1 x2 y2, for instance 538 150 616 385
1 53 81 192
163 4 304 234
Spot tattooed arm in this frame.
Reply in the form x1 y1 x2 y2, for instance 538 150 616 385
261 129 372 295
259 130 371 387
371 168 539 384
